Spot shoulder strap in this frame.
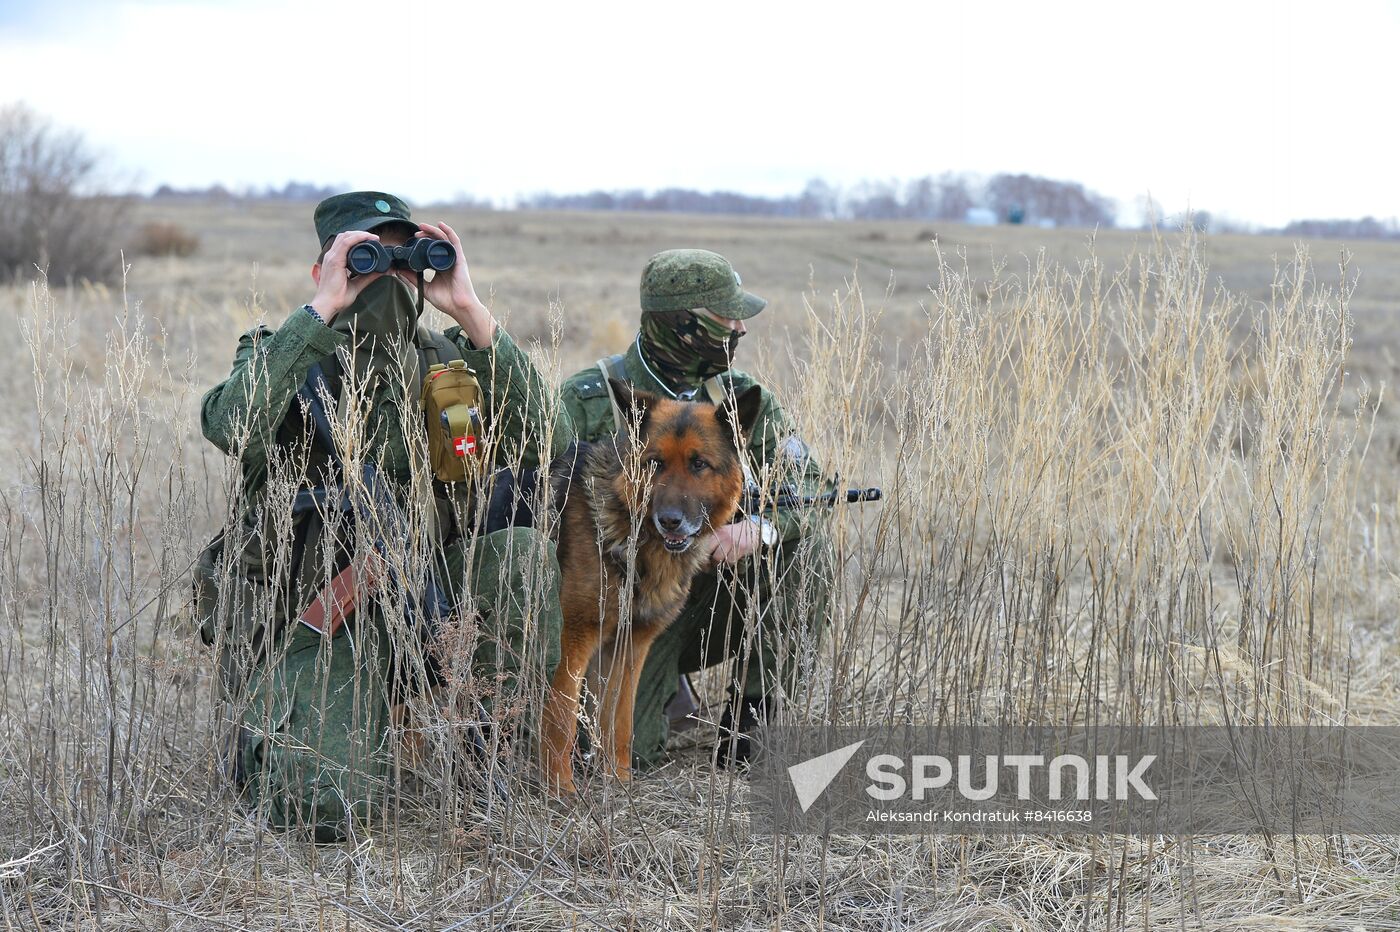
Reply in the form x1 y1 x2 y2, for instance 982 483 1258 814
701 373 727 407
415 323 466 369
414 324 471 412
596 354 628 433
416 324 458 372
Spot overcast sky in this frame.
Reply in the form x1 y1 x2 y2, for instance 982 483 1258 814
1 0 1395 227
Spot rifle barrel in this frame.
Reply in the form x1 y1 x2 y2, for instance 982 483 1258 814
747 486 883 510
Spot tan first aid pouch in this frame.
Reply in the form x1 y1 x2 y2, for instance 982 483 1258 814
421 358 486 482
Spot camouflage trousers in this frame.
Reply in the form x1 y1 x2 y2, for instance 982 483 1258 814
628 530 834 771
235 527 562 842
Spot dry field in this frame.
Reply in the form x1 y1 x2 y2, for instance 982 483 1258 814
2 199 1400 930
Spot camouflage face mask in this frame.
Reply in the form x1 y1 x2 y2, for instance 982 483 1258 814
639 309 741 390
331 275 420 383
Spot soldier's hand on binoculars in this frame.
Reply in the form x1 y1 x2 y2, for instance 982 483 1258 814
399 221 497 347
312 230 384 323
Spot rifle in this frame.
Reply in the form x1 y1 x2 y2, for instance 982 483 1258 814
740 484 883 514
291 362 508 805
734 483 881 545
293 363 435 638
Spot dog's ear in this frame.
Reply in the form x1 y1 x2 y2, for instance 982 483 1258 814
716 384 765 443
611 378 657 432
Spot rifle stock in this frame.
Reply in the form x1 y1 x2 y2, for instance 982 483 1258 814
298 552 386 637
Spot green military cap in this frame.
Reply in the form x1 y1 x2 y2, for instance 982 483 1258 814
639 249 767 319
313 191 416 245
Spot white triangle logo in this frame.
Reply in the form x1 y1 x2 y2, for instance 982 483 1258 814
787 740 867 812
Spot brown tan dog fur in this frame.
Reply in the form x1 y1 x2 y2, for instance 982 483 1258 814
540 379 763 794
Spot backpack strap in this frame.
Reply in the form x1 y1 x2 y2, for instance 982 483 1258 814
413 324 471 395
596 354 628 433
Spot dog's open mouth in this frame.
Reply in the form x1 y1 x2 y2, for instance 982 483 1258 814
661 532 694 553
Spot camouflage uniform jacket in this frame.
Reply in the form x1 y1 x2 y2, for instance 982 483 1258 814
201 305 571 502
558 336 826 544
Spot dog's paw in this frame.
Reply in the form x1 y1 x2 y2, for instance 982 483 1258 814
538 757 579 799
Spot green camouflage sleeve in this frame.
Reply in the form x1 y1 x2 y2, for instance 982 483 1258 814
445 325 575 471
200 307 347 468
745 385 829 544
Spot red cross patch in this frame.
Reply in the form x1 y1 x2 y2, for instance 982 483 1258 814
454 435 477 457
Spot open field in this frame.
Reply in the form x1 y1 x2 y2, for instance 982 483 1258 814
3 200 1400 930
105 199 1400 375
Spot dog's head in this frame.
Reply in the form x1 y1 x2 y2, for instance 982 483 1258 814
609 378 764 554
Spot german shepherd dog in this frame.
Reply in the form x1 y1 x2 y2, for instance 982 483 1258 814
540 378 763 795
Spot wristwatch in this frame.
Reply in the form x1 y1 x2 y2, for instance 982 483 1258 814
748 514 779 546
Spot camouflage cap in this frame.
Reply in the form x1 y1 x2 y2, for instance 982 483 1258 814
639 249 767 319
313 191 416 245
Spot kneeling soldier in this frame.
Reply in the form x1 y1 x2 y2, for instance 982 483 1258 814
558 249 834 771
197 192 571 841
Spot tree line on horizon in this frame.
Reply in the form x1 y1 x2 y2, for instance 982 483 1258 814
153 174 1117 228
149 177 1400 242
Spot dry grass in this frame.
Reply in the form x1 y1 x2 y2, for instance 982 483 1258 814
132 221 200 258
1 202 1399 930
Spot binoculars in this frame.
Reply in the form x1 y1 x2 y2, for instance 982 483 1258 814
346 238 456 276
